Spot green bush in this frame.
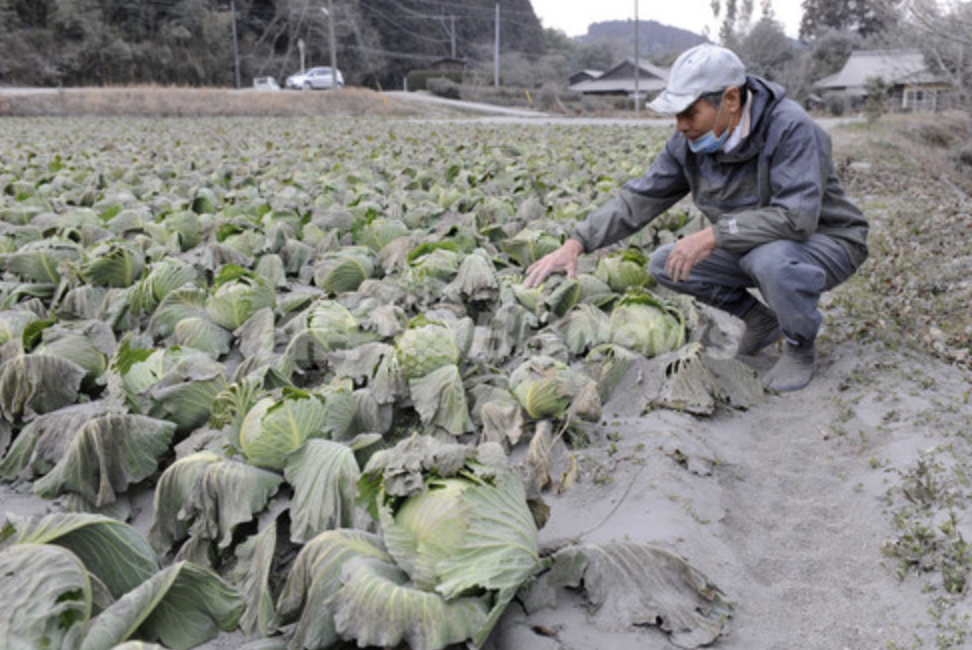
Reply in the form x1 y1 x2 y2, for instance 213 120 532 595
407 70 464 92
864 76 889 123
427 77 461 100
826 95 848 117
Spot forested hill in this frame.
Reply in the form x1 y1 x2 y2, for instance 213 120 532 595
0 0 544 89
580 20 707 61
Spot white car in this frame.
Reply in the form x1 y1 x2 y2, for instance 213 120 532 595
285 67 345 90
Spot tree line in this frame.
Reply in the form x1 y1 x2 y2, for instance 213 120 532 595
1 0 969 109
0 0 544 89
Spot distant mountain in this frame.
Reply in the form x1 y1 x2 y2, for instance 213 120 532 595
579 20 707 60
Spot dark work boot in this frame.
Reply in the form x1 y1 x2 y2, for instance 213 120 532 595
763 341 816 392
737 302 782 356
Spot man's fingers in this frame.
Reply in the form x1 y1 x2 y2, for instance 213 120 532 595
665 250 680 282
524 242 582 288
524 261 550 288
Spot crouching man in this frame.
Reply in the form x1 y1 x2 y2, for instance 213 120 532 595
524 43 868 392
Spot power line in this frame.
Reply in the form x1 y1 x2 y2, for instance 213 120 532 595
358 1 452 44
348 45 452 62
366 0 449 21
392 0 538 18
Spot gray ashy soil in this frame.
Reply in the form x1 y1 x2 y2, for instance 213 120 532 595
503 321 971 650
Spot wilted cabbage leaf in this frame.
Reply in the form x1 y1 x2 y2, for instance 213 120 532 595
79 242 146 288
0 543 92 650
585 343 642 402
443 251 499 303
178 459 283 552
3 512 159 599
408 363 474 436
32 414 177 507
114 347 226 433
0 354 87 422
79 561 243 650
147 286 210 339
501 228 560 268
275 530 401 650
527 542 732 649
654 342 764 414
129 258 198 313
232 522 278 637
0 309 38 345
149 451 223 555
34 319 114 384
0 241 81 283
552 303 613 355
284 439 361 543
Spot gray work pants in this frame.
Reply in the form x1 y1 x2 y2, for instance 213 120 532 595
649 235 858 345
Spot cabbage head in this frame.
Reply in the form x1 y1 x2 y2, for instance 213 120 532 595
332 436 543 649
205 266 275 331
395 322 459 380
609 292 686 357
239 390 328 469
509 355 601 421
501 228 560 268
594 249 652 292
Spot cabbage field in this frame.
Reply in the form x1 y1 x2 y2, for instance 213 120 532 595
0 116 747 650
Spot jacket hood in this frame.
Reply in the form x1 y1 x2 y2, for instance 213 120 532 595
743 75 787 142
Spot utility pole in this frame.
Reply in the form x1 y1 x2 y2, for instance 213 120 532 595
633 0 640 117
323 0 338 85
440 11 457 59
451 15 456 58
231 0 241 89
494 4 500 88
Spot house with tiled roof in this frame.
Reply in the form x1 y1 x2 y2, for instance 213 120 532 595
569 59 669 98
814 48 952 112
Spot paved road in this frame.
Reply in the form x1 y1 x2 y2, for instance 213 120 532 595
0 86 57 96
0 86 860 130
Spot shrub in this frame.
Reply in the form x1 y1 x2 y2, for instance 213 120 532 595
536 84 567 113
427 77 461 100
916 122 955 149
864 76 889 123
406 70 463 92
826 95 848 117
956 147 972 169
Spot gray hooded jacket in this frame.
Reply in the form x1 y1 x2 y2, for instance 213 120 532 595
573 76 869 269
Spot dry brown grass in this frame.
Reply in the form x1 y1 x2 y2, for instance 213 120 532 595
0 85 432 118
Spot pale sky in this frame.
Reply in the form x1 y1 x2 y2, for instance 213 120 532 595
530 0 805 40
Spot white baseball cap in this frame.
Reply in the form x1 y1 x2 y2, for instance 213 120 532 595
648 44 747 115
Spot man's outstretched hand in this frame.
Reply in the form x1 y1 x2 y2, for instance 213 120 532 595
664 227 716 283
523 239 584 289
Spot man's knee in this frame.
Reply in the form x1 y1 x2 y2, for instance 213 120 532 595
741 242 826 295
738 240 796 277
648 244 674 283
